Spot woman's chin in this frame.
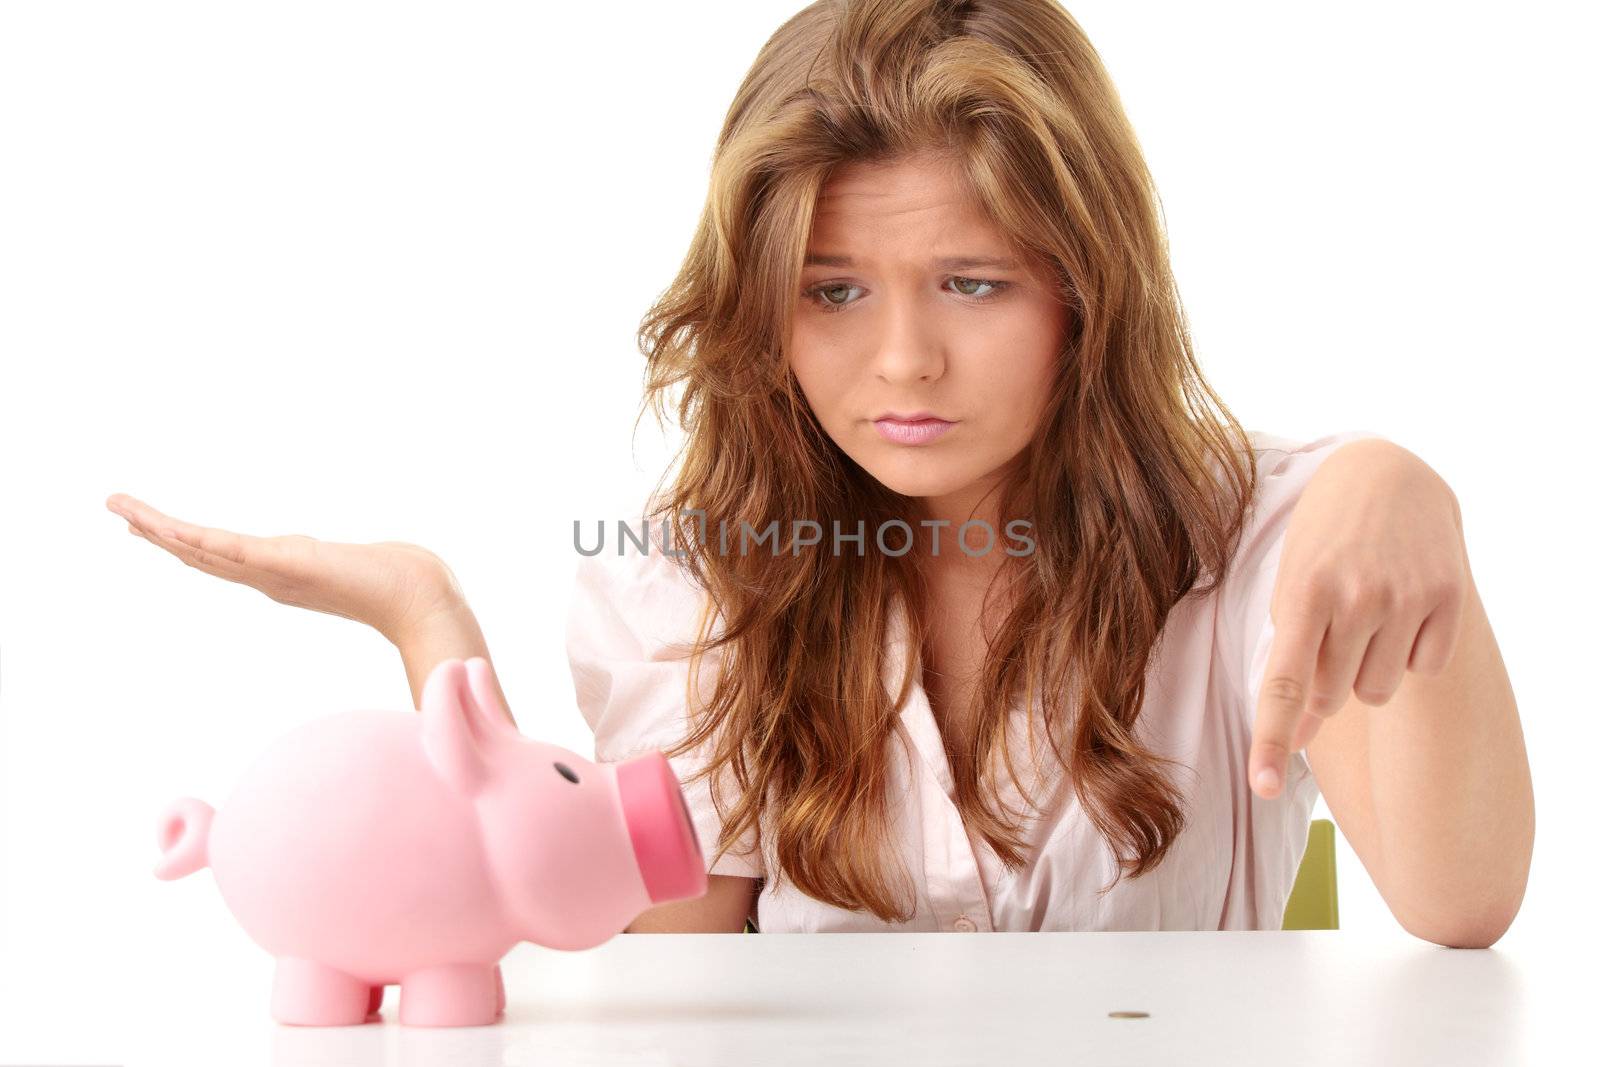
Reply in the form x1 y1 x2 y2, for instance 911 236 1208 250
860 461 972 501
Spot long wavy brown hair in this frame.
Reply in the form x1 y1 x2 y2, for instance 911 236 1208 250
633 0 1258 922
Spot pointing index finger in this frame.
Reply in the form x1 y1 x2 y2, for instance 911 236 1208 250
1250 603 1327 799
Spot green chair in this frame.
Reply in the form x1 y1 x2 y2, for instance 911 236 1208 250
1281 817 1339 930
741 817 1339 933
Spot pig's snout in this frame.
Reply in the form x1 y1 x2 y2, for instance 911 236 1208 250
614 752 709 906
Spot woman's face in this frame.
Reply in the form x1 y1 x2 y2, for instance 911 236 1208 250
788 151 1069 519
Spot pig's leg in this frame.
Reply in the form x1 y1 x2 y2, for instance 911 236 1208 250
366 985 385 1019
398 963 499 1027
271 957 373 1026
494 964 505 1017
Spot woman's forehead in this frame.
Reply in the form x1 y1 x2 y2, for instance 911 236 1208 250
816 150 968 205
813 174 997 245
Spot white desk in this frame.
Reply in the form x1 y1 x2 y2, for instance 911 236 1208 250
0 929 1569 1065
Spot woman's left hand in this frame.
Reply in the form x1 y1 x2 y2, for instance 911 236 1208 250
1249 440 1471 799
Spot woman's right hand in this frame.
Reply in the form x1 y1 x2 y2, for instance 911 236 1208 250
105 492 465 645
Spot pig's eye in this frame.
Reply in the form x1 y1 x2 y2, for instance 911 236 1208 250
553 762 580 784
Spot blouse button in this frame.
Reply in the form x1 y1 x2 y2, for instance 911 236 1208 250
953 916 977 932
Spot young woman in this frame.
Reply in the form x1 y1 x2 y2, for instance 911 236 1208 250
107 0 1532 944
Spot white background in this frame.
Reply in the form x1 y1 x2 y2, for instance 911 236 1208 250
2 1 1595 1062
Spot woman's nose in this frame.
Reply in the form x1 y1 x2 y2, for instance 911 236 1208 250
870 295 946 384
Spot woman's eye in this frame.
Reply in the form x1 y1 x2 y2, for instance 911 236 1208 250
810 282 860 311
950 276 1002 298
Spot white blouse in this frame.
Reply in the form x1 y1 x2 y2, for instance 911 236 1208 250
566 429 1384 932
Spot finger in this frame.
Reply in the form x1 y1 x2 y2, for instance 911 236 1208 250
162 520 267 571
1350 614 1425 707
1251 605 1328 799
115 496 300 578
109 494 200 542
1409 582 1467 675
107 493 171 529
122 498 254 567
1290 712 1323 752
127 520 250 582
1309 608 1381 717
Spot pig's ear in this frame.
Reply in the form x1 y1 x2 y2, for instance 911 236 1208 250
419 658 495 796
463 657 522 742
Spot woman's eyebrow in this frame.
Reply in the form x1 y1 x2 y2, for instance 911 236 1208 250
802 252 1022 270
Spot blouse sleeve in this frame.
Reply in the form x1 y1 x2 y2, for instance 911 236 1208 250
1217 429 1390 735
564 530 765 879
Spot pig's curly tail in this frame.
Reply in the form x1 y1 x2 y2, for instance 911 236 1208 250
152 797 214 880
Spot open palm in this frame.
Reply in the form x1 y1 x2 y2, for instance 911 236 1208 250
106 493 461 644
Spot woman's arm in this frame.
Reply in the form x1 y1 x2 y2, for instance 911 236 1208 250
395 600 515 723
1252 438 1534 947
103 493 516 719
624 874 758 933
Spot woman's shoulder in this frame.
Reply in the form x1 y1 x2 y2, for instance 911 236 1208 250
1241 427 1386 479
566 506 721 754
1233 427 1386 549
569 508 714 652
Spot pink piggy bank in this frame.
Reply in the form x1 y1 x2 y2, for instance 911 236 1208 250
152 656 708 1027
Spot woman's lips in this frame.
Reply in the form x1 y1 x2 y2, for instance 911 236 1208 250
873 416 955 445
